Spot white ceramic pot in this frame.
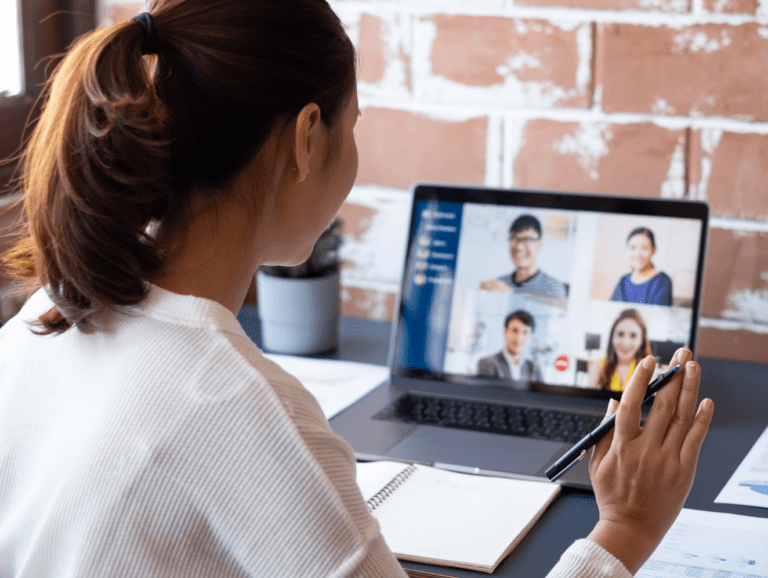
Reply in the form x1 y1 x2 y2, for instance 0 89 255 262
256 269 340 354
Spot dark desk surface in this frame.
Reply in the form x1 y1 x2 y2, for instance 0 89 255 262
237 308 768 577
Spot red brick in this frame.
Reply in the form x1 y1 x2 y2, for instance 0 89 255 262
599 23 768 121
427 15 592 108
515 0 689 11
703 0 758 13
689 130 768 220
355 107 487 190
335 187 412 295
341 286 396 322
356 13 411 91
337 202 376 244
700 228 768 322
511 119 686 197
358 14 386 85
336 198 379 287
698 326 768 362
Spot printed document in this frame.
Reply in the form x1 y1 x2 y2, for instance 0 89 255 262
716 424 768 508
637 508 768 578
264 353 389 419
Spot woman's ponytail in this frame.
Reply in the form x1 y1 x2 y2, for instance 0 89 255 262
3 0 356 334
6 20 173 333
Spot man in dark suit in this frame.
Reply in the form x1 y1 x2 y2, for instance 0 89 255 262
477 310 542 387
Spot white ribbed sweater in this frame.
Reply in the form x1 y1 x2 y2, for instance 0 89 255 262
0 286 631 578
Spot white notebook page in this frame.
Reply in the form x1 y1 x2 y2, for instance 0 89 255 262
357 462 560 568
356 460 412 502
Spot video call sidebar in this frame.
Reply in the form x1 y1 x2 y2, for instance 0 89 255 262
396 201 463 372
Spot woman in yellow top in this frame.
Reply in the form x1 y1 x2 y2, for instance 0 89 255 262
589 309 653 391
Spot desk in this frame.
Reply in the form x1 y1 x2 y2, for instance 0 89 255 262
237 308 768 577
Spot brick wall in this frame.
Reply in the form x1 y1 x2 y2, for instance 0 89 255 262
99 0 768 362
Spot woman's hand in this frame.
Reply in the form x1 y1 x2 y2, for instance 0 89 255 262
586 348 714 574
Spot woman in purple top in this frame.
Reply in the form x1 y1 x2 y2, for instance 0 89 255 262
611 227 673 306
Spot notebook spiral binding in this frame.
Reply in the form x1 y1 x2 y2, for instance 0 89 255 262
365 464 418 512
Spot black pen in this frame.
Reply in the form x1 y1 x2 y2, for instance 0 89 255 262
545 364 682 482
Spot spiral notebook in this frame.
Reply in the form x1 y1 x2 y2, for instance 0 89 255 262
356 460 561 573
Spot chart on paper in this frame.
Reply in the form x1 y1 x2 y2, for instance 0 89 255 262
637 509 768 578
716 425 768 508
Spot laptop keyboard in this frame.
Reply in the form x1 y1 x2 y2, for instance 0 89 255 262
373 394 604 443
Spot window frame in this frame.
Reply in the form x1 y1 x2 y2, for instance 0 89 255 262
0 0 96 193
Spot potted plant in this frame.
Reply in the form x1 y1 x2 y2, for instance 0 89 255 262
256 216 344 354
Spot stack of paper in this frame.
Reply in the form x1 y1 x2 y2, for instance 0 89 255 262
264 353 389 419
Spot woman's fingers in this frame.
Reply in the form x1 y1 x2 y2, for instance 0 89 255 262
661 360 702 449
614 355 656 443
643 350 693 444
680 397 714 469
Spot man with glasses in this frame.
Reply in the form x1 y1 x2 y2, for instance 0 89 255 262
480 214 568 298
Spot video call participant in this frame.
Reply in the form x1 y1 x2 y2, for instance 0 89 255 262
477 310 542 385
588 309 653 392
611 227 673 306
0 2 714 577
480 214 568 299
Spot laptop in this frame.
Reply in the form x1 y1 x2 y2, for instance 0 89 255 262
330 183 709 489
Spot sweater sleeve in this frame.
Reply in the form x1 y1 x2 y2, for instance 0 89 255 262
240 347 408 578
545 539 634 578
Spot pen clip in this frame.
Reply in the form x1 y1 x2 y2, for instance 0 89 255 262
549 449 587 483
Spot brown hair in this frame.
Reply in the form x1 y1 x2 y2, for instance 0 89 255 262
626 227 656 248
3 0 356 334
504 310 535 332
598 308 652 390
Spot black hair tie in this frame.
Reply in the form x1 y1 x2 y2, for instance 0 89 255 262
131 12 159 55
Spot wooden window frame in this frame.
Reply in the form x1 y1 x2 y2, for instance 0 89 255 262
0 0 96 193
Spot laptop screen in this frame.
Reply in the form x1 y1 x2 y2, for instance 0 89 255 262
392 184 708 397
